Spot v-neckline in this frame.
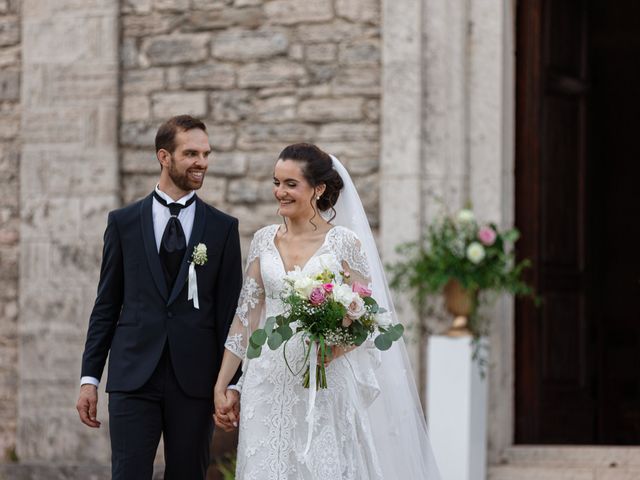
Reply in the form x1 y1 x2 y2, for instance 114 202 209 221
271 224 336 273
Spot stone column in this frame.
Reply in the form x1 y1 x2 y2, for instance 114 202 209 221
18 0 119 465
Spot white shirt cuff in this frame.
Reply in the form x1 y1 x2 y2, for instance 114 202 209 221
227 384 241 394
81 376 99 387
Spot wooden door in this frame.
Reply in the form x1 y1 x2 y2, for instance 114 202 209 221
515 0 595 443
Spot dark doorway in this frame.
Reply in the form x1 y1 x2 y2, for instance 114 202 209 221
515 0 640 444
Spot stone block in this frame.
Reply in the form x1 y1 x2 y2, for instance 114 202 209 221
0 69 19 101
20 197 82 241
265 0 333 25
237 123 316 151
338 39 380 66
153 0 189 11
164 66 183 90
122 13 182 37
184 7 263 31
210 90 253 122
208 151 247 177
0 45 20 67
183 62 235 89
288 43 304 61
295 20 370 44
197 175 226 205
0 112 19 140
336 0 380 23
122 95 152 122
46 241 103 288
0 245 18 280
121 37 140 69
151 91 208 119
228 204 280 236
122 68 165 94
123 173 157 203
238 60 307 88
307 64 338 83
120 121 158 148
235 0 262 5
0 15 19 47
364 99 380 121
298 97 364 122
192 0 232 9
46 152 117 196
332 66 380 96
228 178 273 204
305 43 337 63
317 122 378 142
208 124 236 151
122 149 159 173
212 28 289 61
255 96 297 122
0 0 8 13
122 0 152 13
246 152 275 178
143 33 210 66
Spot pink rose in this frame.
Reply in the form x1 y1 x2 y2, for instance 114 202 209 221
322 283 334 293
352 282 372 297
478 226 497 246
342 316 353 328
309 287 326 306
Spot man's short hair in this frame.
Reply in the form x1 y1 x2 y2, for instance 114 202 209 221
155 115 207 154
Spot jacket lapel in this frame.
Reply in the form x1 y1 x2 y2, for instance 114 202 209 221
140 193 169 300
167 195 206 306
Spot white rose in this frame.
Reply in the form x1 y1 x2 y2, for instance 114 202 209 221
294 277 317 297
466 242 486 264
333 283 356 308
315 253 341 273
347 295 366 319
457 209 475 223
375 311 393 327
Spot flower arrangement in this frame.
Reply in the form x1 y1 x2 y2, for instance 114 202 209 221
389 209 534 337
247 254 404 389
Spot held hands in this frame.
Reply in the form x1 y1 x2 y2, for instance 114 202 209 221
213 387 240 432
76 384 101 428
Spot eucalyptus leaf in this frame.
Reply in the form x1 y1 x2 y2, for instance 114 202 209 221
265 317 277 335
278 324 293 341
247 344 262 359
388 324 405 341
250 329 267 346
374 334 392 351
267 331 283 350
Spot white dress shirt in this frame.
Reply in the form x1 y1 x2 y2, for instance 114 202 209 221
81 186 196 387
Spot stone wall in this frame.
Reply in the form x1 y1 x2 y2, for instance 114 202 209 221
0 0 20 462
119 0 382 249
0 0 21 461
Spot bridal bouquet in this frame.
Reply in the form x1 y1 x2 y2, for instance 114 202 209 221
246 254 404 389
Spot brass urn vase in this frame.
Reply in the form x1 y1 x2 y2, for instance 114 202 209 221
443 279 476 336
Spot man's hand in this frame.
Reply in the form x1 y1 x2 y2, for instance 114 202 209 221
76 384 101 428
213 388 240 432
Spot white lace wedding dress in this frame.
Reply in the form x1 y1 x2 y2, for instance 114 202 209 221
224 224 384 480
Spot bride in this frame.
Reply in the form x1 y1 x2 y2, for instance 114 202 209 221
213 143 440 479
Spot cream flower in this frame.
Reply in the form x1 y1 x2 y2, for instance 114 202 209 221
333 283 356 308
457 209 475 223
466 242 486 264
347 295 366 320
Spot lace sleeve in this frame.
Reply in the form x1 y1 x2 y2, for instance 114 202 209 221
223 229 268 359
332 226 371 280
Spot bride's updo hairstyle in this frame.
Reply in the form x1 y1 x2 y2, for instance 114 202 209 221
278 143 344 222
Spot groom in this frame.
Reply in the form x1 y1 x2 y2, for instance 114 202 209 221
76 115 242 479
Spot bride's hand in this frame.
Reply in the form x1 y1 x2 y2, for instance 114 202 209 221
213 387 240 432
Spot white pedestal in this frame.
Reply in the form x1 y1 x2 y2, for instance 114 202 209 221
427 336 488 480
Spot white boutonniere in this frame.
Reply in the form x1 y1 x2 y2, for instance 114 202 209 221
188 243 207 309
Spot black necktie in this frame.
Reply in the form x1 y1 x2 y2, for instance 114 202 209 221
153 191 196 289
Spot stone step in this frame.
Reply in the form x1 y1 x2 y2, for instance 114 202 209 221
489 446 640 480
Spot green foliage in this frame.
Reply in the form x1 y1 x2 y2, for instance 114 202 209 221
389 209 536 337
213 453 237 480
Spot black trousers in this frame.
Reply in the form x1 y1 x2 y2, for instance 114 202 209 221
108 345 213 480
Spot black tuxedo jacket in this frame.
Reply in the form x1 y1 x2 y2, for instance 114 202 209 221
80 193 243 398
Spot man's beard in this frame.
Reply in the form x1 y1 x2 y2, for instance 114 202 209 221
168 157 204 191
